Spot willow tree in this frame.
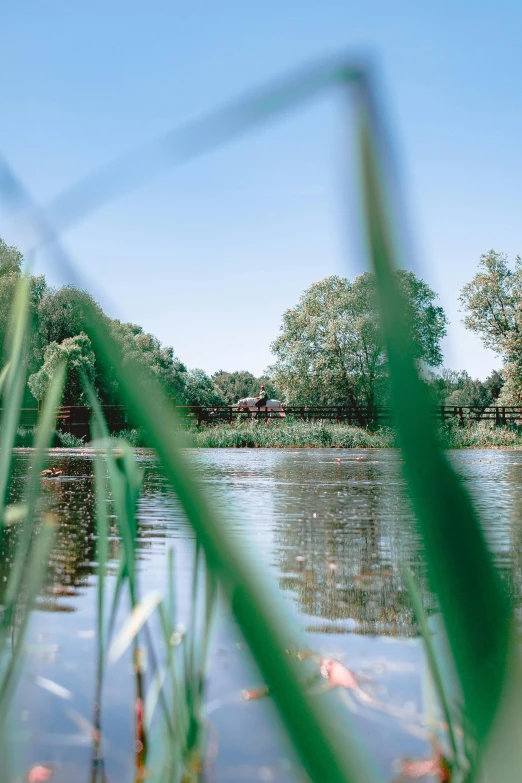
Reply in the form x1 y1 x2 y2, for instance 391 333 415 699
460 250 522 405
271 273 447 407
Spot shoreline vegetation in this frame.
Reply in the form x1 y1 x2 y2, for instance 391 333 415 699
14 419 522 449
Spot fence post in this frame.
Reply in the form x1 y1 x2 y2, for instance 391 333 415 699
495 406 500 426
502 406 507 425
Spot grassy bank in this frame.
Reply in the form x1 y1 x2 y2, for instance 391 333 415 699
16 419 522 449
189 420 395 448
440 420 522 449
190 420 522 449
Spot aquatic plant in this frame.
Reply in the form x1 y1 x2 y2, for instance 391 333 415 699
189 419 395 448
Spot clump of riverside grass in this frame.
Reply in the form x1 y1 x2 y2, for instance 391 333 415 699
441 421 522 449
14 427 86 448
189 420 395 448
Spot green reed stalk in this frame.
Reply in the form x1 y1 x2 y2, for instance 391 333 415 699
356 91 522 778
0 276 64 735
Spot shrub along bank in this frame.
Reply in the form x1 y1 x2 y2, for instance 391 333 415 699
189 420 395 448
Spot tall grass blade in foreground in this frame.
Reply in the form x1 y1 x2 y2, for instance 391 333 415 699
356 84 522 778
0 276 64 741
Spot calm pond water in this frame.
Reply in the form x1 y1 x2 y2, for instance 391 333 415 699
8 447 522 781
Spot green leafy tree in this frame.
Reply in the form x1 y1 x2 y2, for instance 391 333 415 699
0 239 47 409
109 321 187 403
460 251 522 404
28 333 95 405
34 285 106 364
483 369 504 401
432 370 493 407
183 369 225 407
0 239 46 366
271 273 447 406
0 237 23 278
212 371 258 404
212 370 280 403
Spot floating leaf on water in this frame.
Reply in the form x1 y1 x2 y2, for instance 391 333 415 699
320 658 358 690
398 751 451 781
242 687 269 701
26 766 53 783
35 676 72 700
108 591 163 662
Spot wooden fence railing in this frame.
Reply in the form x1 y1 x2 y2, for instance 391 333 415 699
6 404 522 441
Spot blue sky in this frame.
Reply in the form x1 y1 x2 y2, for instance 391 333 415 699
0 1 520 379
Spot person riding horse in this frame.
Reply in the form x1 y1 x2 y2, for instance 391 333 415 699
255 385 268 410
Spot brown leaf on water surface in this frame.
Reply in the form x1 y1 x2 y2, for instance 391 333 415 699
26 766 53 783
241 687 269 701
398 751 451 781
319 657 358 690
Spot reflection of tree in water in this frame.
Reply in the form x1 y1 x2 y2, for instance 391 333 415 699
8 455 158 612
272 455 435 637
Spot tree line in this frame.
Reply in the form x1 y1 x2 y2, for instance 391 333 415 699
0 237 517 410
0 238 269 408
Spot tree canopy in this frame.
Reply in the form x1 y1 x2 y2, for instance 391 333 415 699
460 251 522 403
0 236 204 408
270 273 448 406
211 370 279 404
426 368 503 407
28 333 96 405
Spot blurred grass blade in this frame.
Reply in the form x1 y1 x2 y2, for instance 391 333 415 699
356 90 515 757
42 56 363 238
3 363 65 614
109 591 163 663
92 419 109 653
0 364 9 395
85 381 142 609
144 666 167 733
403 566 459 763
0 512 56 727
0 276 30 519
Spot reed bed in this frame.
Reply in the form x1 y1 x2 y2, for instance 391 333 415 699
189 420 395 448
15 420 522 451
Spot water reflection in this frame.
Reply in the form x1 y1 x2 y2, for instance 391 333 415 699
10 448 522 633
8 447 522 782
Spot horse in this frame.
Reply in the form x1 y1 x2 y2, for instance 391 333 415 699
236 397 286 419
